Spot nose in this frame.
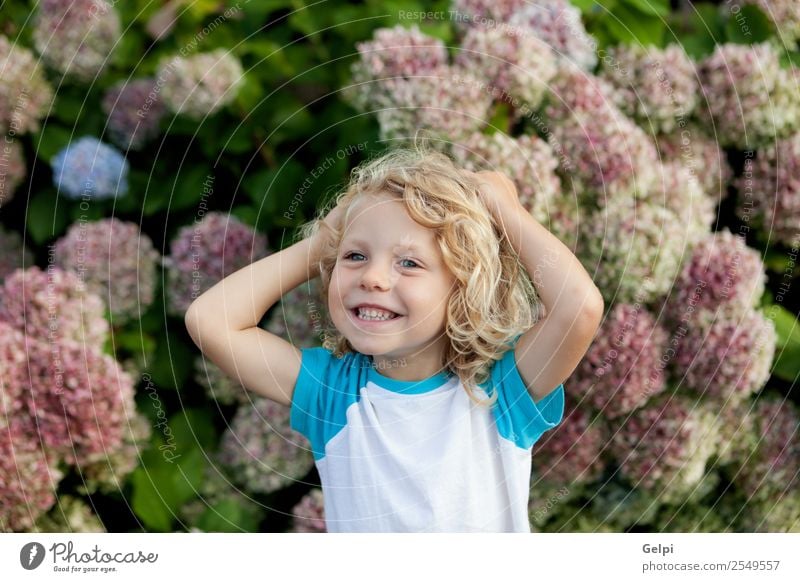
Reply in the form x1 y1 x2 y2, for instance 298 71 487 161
359 259 392 291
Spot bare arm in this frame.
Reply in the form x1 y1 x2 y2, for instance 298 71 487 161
183 237 317 406
471 171 604 402
184 201 344 406
186 236 318 333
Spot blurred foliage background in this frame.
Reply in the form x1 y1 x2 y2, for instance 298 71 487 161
0 0 798 533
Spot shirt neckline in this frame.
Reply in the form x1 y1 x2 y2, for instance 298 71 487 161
365 355 455 394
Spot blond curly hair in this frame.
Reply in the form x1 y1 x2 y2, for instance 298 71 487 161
295 140 542 406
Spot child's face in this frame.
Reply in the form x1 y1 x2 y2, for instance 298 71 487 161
328 193 457 365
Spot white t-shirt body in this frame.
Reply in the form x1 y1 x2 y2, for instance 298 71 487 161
290 341 565 533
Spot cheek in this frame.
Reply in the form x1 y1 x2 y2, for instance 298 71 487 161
327 271 350 314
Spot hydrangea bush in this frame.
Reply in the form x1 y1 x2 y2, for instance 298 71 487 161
32 0 120 82
54 218 160 324
1 0 798 534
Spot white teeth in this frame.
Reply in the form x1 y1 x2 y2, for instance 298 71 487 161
357 307 397 320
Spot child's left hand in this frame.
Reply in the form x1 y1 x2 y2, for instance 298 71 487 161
464 170 522 221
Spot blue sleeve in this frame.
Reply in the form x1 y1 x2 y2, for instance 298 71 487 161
290 347 360 461
485 339 565 450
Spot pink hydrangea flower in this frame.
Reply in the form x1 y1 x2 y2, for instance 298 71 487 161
165 211 269 317
570 303 669 418
508 0 598 71
75 411 152 495
546 66 660 199
0 34 53 135
265 278 329 349
533 398 608 488
54 218 160 324
454 23 556 109
670 305 776 402
735 132 800 248
32 0 120 82
449 131 562 222
579 198 686 305
0 427 62 532
450 0 528 30
101 78 166 151
0 266 108 346
290 488 326 533
17 335 136 466
217 397 314 495
157 49 244 120
610 393 720 504
644 160 716 249
735 395 800 503
660 229 766 326
697 42 800 148
0 138 26 208
656 124 732 197
31 494 106 532
0 321 29 430
600 43 698 134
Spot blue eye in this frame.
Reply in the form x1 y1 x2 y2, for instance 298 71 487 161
343 252 419 269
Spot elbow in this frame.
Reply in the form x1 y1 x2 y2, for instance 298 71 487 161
586 291 604 320
184 304 202 341
580 295 605 337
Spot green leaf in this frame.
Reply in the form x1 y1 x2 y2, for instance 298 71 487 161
52 93 86 124
240 0 295 20
69 199 108 222
764 304 800 348
288 1 323 37
131 467 175 531
171 165 213 211
186 0 222 20
669 3 726 59
570 0 600 11
221 123 254 155
169 408 218 452
170 447 207 506
762 302 800 382
763 246 798 274
724 4 774 44
486 102 511 135
243 159 305 211
772 341 800 383
130 432 206 531
241 40 295 79
621 0 669 18
112 30 145 69
234 71 264 113
115 329 157 356
27 189 69 245
603 3 665 46
32 124 73 163
146 330 193 389
196 496 264 532
229 205 267 231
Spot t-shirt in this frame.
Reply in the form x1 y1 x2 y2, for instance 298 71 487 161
289 339 565 533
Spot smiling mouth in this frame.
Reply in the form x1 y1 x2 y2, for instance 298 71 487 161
350 308 403 322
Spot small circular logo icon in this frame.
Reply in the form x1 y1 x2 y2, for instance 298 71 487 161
20 542 46 570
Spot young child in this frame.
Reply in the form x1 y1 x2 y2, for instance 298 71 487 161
185 143 604 533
